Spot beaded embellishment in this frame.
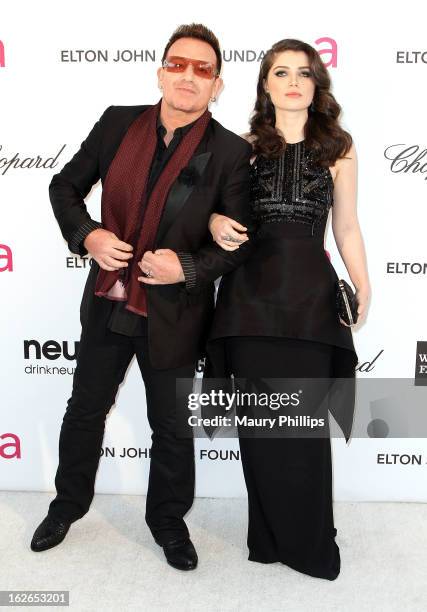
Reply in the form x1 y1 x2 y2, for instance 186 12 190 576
250 141 334 235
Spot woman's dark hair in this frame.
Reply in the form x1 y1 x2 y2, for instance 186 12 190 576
162 23 222 75
250 38 352 166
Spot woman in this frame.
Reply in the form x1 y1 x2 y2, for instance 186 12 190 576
205 39 370 580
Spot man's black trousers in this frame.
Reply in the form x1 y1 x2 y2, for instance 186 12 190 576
48 294 196 545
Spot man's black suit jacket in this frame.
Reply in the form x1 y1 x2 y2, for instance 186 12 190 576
49 105 254 369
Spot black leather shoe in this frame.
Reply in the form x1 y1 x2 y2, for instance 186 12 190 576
161 537 198 570
30 515 71 552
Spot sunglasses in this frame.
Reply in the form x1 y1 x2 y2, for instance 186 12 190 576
162 55 219 80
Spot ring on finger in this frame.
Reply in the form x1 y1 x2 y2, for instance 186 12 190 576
222 234 242 243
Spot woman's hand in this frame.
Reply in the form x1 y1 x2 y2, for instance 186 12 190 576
208 213 249 251
339 285 370 327
354 286 370 325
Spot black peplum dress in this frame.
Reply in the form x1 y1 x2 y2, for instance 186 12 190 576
204 140 358 580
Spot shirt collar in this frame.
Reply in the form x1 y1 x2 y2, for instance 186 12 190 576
156 113 200 139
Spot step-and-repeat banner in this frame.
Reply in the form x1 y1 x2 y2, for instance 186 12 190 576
1 1 426 501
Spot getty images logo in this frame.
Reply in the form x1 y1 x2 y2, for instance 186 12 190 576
415 341 427 385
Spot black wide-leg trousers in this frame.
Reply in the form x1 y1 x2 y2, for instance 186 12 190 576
225 336 340 580
48 296 196 545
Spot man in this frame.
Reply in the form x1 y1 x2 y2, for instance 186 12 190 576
30 23 253 571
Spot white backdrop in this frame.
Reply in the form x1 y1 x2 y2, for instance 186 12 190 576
1 0 427 501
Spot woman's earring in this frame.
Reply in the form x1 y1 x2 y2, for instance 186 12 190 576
309 101 315 112
210 96 216 102
159 84 163 90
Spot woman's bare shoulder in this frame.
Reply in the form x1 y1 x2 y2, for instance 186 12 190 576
330 141 357 180
337 141 357 163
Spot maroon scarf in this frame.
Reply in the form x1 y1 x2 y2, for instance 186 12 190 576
94 99 211 315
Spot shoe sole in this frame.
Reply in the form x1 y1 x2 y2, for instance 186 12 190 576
166 560 197 571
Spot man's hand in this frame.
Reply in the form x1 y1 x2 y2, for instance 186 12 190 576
209 213 248 251
137 249 185 285
83 228 133 271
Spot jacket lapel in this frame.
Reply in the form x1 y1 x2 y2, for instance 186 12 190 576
154 150 212 248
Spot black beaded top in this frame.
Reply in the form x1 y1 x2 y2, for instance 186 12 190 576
250 140 334 235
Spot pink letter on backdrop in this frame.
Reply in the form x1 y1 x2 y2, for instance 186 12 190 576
0 244 13 271
0 40 5 67
315 37 337 68
0 433 21 459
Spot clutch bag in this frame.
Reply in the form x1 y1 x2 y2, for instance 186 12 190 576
335 279 359 326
